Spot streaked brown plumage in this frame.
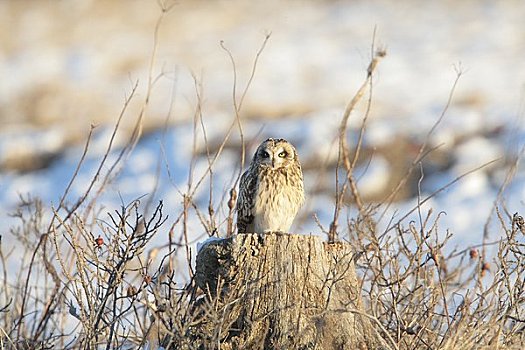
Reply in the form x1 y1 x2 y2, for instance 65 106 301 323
236 138 305 234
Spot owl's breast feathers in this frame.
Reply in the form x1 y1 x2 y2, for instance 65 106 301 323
236 162 304 234
254 165 304 233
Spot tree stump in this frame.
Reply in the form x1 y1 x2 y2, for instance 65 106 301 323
194 233 381 349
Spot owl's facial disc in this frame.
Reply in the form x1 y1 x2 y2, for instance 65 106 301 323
255 139 296 170
270 147 290 169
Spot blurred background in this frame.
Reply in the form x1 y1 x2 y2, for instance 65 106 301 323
1 0 525 250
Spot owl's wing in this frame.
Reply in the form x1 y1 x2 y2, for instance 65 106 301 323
236 169 256 233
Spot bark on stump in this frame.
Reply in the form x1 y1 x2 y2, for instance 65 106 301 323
195 233 377 349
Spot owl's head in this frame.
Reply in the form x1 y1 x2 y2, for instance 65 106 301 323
253 138 299 170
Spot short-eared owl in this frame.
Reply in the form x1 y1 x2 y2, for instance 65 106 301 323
236 138 305 234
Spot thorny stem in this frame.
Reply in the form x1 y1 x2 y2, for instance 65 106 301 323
330 31 386 243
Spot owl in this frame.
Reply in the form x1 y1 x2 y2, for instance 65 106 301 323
236 138 305 234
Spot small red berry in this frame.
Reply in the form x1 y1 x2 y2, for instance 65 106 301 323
481 262 490 277
144 275 152 285
95 236 104 247
469 249 478 259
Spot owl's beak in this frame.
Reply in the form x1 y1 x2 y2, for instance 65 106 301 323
271 158 276 169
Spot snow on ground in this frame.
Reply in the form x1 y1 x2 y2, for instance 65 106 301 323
1 0 525 275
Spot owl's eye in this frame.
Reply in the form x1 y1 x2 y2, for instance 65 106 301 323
278 151 287 158
261 151 270 158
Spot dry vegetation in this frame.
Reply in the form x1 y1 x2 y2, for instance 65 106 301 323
1 5 525 350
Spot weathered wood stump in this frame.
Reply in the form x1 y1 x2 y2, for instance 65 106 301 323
195 233 380 349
